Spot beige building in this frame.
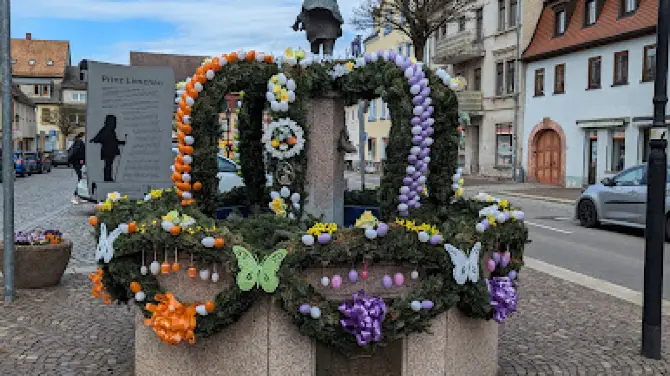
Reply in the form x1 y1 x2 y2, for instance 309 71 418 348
11 32 71 151
59 66 87 148
430 0 543 177
0 86 37 150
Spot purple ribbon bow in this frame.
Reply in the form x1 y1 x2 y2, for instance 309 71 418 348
338 290 387 346
486 276 518 323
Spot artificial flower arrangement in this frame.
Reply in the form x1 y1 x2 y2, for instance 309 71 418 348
263 118 305 160
14 229 63 245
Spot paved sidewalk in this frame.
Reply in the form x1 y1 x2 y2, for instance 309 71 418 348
1 268 668 375
496 187 583 204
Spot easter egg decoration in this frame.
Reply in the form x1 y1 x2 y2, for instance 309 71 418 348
331 274 342 289
348 269 358 283
361 261 369 280
410 301 422 312
199 268 210 281
310 306 321 319
394 272 405 286
320 276 330 287
410 270 419 280
382 275 393 289
299 304 311 315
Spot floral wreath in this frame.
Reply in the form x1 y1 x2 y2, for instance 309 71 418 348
263 118 305 160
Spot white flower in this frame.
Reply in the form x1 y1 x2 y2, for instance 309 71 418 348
107 192 121 202
264 118 305 160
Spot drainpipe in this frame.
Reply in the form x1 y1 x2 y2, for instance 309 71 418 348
511 0 522 182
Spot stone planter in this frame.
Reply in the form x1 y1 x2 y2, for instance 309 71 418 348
135 262 498 376
0 239 72 289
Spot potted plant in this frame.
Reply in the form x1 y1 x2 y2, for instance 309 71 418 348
0 229 72 288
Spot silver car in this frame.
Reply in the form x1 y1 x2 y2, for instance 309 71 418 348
576 164 670 239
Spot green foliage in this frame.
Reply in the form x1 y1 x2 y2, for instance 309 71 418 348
344 188 380 206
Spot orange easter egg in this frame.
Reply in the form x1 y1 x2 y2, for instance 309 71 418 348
214 238 225 248
128 222 137 233
161 261 171 275
187 265 197 278
130 281 142 293
205 300 215 313
192 182 202 191
89 216 98 227
171 262 180 272
169 226 181 236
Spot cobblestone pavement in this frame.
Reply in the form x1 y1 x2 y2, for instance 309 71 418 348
1 267 668 375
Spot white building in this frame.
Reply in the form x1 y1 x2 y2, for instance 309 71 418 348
521 0 663 187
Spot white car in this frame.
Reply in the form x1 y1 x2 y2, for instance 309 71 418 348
76 154 272 202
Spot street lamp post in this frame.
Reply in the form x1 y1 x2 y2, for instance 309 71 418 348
1 0 14 304
224 106 232 158
641 0 669 360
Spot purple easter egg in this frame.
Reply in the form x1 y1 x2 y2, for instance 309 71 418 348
492 252 501 263
407 199 417 207
409 76 421 86
427 106 434 114
408 191 417 199
348 269 359 283
417 70 425 79
516 211 525 220
317 233 331 244
411 116 421 125
399 194 409 203
408 154 417 163
412 135 423 145
394 272 405 286
299 304 311 314
364 54 372 63
376 223 389 236
422 97 432 107
427 128 434 136
420 87 431 97
420 111 430 120
415 186 424 194
429 234 443 245
508 270 517 280
331 275 342 289
487 259 496 273
410 182 418 190
412 171 422 179
415 161 424 170
501 252 511 268
420 130 428 138
504 211 511 220
382 275 393 289
413 106 424 116
403 177 413 185
421 300 434 309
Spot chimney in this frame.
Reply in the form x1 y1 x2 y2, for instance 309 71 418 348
25 33 31 40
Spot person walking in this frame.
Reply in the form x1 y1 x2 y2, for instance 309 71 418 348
68 132 86 204
90 114 125 182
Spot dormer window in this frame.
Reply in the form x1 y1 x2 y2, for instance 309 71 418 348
46 59 54 66
621 0 637 16
585 0 596 26
28 59 36 66
555 9 566 36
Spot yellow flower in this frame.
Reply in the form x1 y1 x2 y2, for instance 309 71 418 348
486 196 494 202
151 220 157 225
280 90 289 102
458 178 464 186
270 75 279 83
456 188 464 197
422 187 428 196
355 211 378 229
284 48 295 58
487 214 497 226
395 218 406 226
271 198 287 217
499 200 509 209
272 84 281 93
271 139 280 148
107 192 121 202
99 199 113 211
150 189 163 199
345 62 354 70
295 49 305 59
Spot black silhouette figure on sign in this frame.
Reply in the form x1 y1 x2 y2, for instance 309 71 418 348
90 114 126 182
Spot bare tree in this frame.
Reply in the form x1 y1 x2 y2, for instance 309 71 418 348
351 0 475 60
53 105 85 149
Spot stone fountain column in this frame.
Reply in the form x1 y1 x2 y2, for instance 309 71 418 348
304 93 346 226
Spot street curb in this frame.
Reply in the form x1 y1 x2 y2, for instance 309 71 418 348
494 191 576 205
65 266 98 274
525 257 670 315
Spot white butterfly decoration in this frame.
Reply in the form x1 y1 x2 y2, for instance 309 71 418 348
95 223 125 263
444 242 481 285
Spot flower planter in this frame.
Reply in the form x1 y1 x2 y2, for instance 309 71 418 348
0 239 72 289
343 205 381 227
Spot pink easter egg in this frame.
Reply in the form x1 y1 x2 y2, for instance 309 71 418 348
393 272 405 286
331 275 342 289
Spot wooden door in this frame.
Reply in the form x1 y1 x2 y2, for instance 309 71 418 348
535 130 561 185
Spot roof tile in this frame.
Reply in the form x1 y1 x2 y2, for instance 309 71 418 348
129 51 208 84
523 0 657 61
11 37 70 78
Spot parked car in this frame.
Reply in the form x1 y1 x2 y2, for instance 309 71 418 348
0 154 16 182
24 151 52 174
76 155 272 202
576 164 670 239
13 151 32 177
50 150 70 167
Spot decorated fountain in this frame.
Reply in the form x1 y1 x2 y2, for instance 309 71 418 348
89 3 528 375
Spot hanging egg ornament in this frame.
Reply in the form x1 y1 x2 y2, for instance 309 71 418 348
187 265 197 278
160 261 171 275
135 291 146 302
348 269 358 283
501 251 511 268
382 275 393 289
150 261 161 275
199 269 210 281
331 275 342 289
171 262 180 272
421 300 434 309
310 306 322 319
361 262 369 280
364 228 378 240
410 301 422 312
508 270 518 280
410 270 419 280
299 304 311 315
140 265 148 276
487 258 497 273
417 231 430 243
492 252 501 263
320 276 330 287
394 272 405 286
211 272 220 283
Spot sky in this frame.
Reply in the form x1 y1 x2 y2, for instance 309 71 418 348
11 0 366 65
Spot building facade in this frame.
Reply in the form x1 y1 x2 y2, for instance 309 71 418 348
521 0 662 187
429 0 543 176
0 86 37 151
11 33 71 151
58 66 87 150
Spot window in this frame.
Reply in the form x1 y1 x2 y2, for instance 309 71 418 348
398 44 403 56
458 17 466 32
441 24 447 38
555 9 566 36
28 59 36 65
367 137 377 161
506 60 515 93
498 0 506 31
496 62 504 95
41 108 52 123
217 156 238 173
46 59 54 66
585 0 597 25
382 137 389 160
383 9 393 35
495 124 513 166
73 92 87 102
587 56 601 89
610 128 626 172
613 50 629 85
473 68 482 91
621 0 637 16
380 100 387 120
643 44 656 82
368 99 377 121
406 42 412 57
475 8 483 41
509 0 518 27
534 68 545 96
613 165 644 186
554 64 565 94
33 84 50 97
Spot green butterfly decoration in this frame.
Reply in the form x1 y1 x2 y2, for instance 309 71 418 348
232 246 288 293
